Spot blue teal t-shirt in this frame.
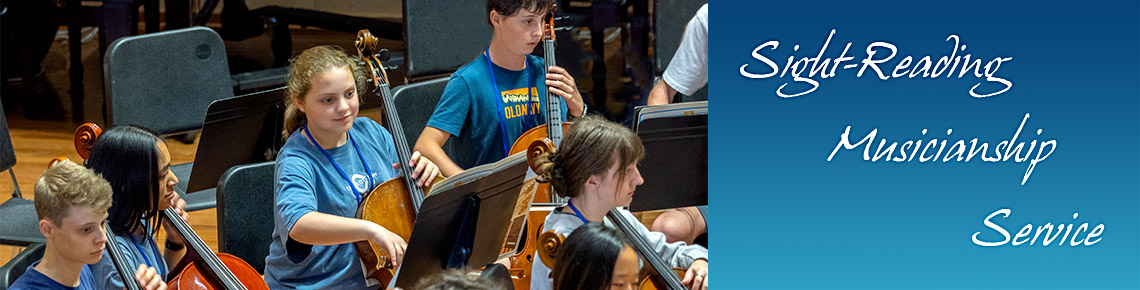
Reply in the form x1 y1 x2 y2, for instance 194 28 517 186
426 53 569 169
89 225 168 289
265 117 401 290
9 262 97 290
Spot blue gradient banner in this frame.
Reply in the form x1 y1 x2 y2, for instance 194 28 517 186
712 0 1140 288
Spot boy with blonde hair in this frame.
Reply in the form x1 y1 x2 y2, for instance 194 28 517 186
9 160 166 290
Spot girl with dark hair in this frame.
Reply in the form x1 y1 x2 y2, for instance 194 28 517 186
86 125 190 289
530 115 709 290
552 223 640 290
265 45 441 289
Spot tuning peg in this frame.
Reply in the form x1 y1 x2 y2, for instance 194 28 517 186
553 16 570 21
376 49 391 62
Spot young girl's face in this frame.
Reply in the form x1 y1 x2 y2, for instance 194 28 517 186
295 66 360 138
596 157 644 208
155 141 178 210
610 244 640 290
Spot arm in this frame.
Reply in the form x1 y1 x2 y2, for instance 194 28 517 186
648 78 679 106
415 127 463 177
289 211 407 267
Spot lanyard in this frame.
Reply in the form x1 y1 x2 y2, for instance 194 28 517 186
128 232 165 276
303 125 374 205
566 200 590 224
484 49 539 157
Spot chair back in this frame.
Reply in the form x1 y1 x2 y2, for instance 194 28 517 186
389 77 462 167
403 0 491 82
103 26 235 136
215 161 276 273
0 243 45 290
0 98 15 174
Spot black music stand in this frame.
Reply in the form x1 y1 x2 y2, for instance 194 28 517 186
629 101 708 212
392 154 529 289
185 87 287 193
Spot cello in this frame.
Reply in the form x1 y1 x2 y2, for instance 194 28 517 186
503 5 573 289
351 29 438 286
69 123 269 290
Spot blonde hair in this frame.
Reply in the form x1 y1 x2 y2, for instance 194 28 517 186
534 115 645 198
282 45 368 139
34 160 113 224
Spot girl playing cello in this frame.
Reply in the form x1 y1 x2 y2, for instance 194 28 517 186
264 45 440 289
531 116 709 290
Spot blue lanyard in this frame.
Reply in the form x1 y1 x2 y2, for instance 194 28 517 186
128 232 165 276
566 200 590 224
484 49 539 157
303 125 374 205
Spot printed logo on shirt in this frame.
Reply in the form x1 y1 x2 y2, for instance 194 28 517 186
501 87 540 120
351 174 370 194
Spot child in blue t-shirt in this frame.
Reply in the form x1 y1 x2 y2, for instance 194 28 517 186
415 0 587 177
9 161 165 290
264 45 441 289
86 125 191 290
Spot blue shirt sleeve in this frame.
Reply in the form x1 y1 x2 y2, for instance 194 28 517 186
274 155 320 243
426 74 473 137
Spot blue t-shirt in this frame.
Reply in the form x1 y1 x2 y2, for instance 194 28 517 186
89 226 168 289
9 261 97 290
426 53 569 169
265 117 401 290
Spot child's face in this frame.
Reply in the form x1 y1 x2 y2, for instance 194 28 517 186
155 141 178 210
610 245 640 290
596 157 644 208
44 206 109 265
493 8 546 57
295 66 360 138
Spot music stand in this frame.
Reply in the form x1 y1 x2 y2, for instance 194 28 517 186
186 87 287 193
629 101 708 211
393 153 529 289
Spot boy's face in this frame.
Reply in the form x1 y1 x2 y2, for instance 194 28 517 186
42 206 109 265
493 8 546 57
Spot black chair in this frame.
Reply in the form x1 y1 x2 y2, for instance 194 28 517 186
103 26 235 211
215 161 275 273
653 0 707 102
402 0 491 83
0 98 44 247
0 243 45 290
389 77 462 168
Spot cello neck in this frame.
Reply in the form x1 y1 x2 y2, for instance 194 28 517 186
104 224 144 290
376 81 426 211
606 209 686 290
543 13 564 148
162 208 248 290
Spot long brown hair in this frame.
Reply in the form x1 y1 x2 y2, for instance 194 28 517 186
282 45 367 140
533 115 645 198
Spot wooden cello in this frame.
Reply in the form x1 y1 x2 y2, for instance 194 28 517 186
503 5 573 289
351 29 437 286
69 123 269 290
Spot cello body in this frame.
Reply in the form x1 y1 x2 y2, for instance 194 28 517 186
166 253 267 290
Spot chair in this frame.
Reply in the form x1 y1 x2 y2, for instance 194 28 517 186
215 161 275 273
402 0 491 82
0 243 45 290
653 0 707 102
0 98 44 247
389 77 463 168
103 26 235 211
